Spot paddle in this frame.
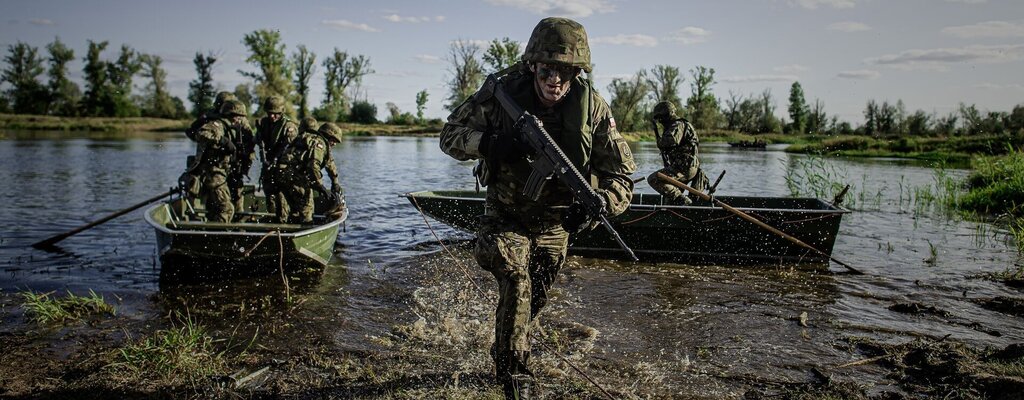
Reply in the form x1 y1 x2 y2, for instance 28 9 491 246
655 172 865 275
31 188 178 249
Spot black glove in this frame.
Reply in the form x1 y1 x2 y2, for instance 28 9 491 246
479 131 527 162
561 202 593 234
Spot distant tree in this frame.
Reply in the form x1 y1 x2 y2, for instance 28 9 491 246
863 100 879 136
1 42 47 114
646 65 683 112
806 99 827 134
187 51 216 117
233 83 256 116
787 81 809 134
905 110 931 136
138 54 178 118
482 37 520 73
291 45 316 119
934 112 959 136
385 102 415 125
79 40 109 116
876 101 899 135
105 45 142 117
445 40 484 111
318 49 373 122
756 89 781 134
45 37 79 116
240 29 294 115
685 66 721 130
723 91 743 130
415 89 429 123
1008 104 1024 132
349 100 377 124
607 70 650 132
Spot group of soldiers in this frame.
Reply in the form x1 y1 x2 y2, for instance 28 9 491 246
180 93 345 224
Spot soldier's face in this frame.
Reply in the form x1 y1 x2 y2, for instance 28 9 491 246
268 112 282 123
532 63 577 105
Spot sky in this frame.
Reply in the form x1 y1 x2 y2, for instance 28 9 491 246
2 0 1023 123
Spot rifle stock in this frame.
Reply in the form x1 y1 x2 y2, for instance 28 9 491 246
487 74 638 261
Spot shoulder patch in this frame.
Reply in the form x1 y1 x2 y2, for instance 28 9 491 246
315 140 325 149
609 117 616 130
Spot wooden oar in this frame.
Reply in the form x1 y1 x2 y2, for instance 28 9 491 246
32 188 178 249
656 172 864 275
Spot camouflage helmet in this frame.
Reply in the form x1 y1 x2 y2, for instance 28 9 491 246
652 101 677 121
521 17 592 73
299 116 319 134
317 122 343 143
213 91 237 110
219 99 248 117
262 95 285 114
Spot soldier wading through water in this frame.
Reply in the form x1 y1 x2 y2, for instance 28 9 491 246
440 17 636 399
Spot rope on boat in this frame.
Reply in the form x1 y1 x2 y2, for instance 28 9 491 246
410 195 615 400
240 230 291 301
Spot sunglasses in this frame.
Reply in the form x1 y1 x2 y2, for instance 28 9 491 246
536 64 579 82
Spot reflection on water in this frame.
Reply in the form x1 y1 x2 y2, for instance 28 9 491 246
1 133 1022 393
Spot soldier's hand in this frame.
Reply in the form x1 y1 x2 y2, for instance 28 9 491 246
331 180 341 196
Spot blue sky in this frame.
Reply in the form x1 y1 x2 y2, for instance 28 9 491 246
2 0 1022 123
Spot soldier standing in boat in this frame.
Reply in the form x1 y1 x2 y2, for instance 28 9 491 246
255 95 299 222
277 122 345 224
185 91 235 142
439 17 636 399
188 99 250 223
647 101 709 204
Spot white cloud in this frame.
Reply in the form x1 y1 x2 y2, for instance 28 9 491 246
29 18 54 26
774 64 808 73
484 0 615 18
836 70 880 79
383 14 445 23
321 19 380 33
828 21 870 32
720 74 799 83
866 44 1024 70
788 0 856 10
665 27 710 45
591 34 658 47
973 82 1024 90
942 21 1024 38
414 54 441 64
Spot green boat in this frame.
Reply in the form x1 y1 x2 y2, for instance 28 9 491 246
145 188 346 276
405 190 850 264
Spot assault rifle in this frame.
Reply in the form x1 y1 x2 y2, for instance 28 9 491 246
482 74 638 261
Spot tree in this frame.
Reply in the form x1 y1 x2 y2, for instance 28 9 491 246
445 40 484 111
292 45 316 119
349 100 377 124
723 91 743 130
646 65 683 112
318 49 373 122
905 110 931 136
807 99 827 134
416 90 429 123
607 70 650 132
240 29 294 115
45 37 79 116
233 83 256 115
106 45 142 117
685 66 721 130
80 40 109 116
1 42 47 114
187 52 216 117
483 37 520 73
756 89 781 134
787 81 809 134
863 100 879 136
138 54 178 118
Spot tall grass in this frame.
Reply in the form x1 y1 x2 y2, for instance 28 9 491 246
110 311 228 384
20 289 115 324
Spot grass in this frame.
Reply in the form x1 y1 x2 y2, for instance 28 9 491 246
109 311 229 384
20 289 116 324
0 113 189 133
784 132 1024 162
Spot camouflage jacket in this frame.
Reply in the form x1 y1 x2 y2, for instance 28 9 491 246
191 117 238 174
281 133 338 187
440 66 636 227
256 116 298 167
656 118 700 171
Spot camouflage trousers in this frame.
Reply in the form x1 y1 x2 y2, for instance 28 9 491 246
227 174 246 217
277 167 315 224
201 171 234 223
261 165 290 223
474 213 568 383
647 165 709 202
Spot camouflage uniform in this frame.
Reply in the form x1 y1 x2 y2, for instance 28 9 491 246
277 122 343 224
255 96 299 222
190 101 247 223
185 91 236 142
439 18 636 394
646 102 708 203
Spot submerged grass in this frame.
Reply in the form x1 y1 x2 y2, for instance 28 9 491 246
20 289 116 324
108 311 228 384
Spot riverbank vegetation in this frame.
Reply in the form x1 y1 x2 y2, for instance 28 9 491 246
20 289 115 324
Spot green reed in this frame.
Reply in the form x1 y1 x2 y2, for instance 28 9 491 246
20 289 115 324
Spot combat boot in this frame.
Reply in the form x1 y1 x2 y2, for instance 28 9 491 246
502 374 534 400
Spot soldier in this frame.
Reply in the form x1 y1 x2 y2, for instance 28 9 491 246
226 110 257 216
185 91 235 142
189 99 249 223
277 122 345 224
255 95 299 222
646 101 708 205
439 17 636 399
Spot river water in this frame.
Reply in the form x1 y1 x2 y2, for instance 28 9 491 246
1 132 1021 397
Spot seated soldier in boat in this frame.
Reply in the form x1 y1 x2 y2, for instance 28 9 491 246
276 122 345 224
646 101 709 205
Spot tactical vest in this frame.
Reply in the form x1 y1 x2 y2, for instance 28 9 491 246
657 118 698 169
